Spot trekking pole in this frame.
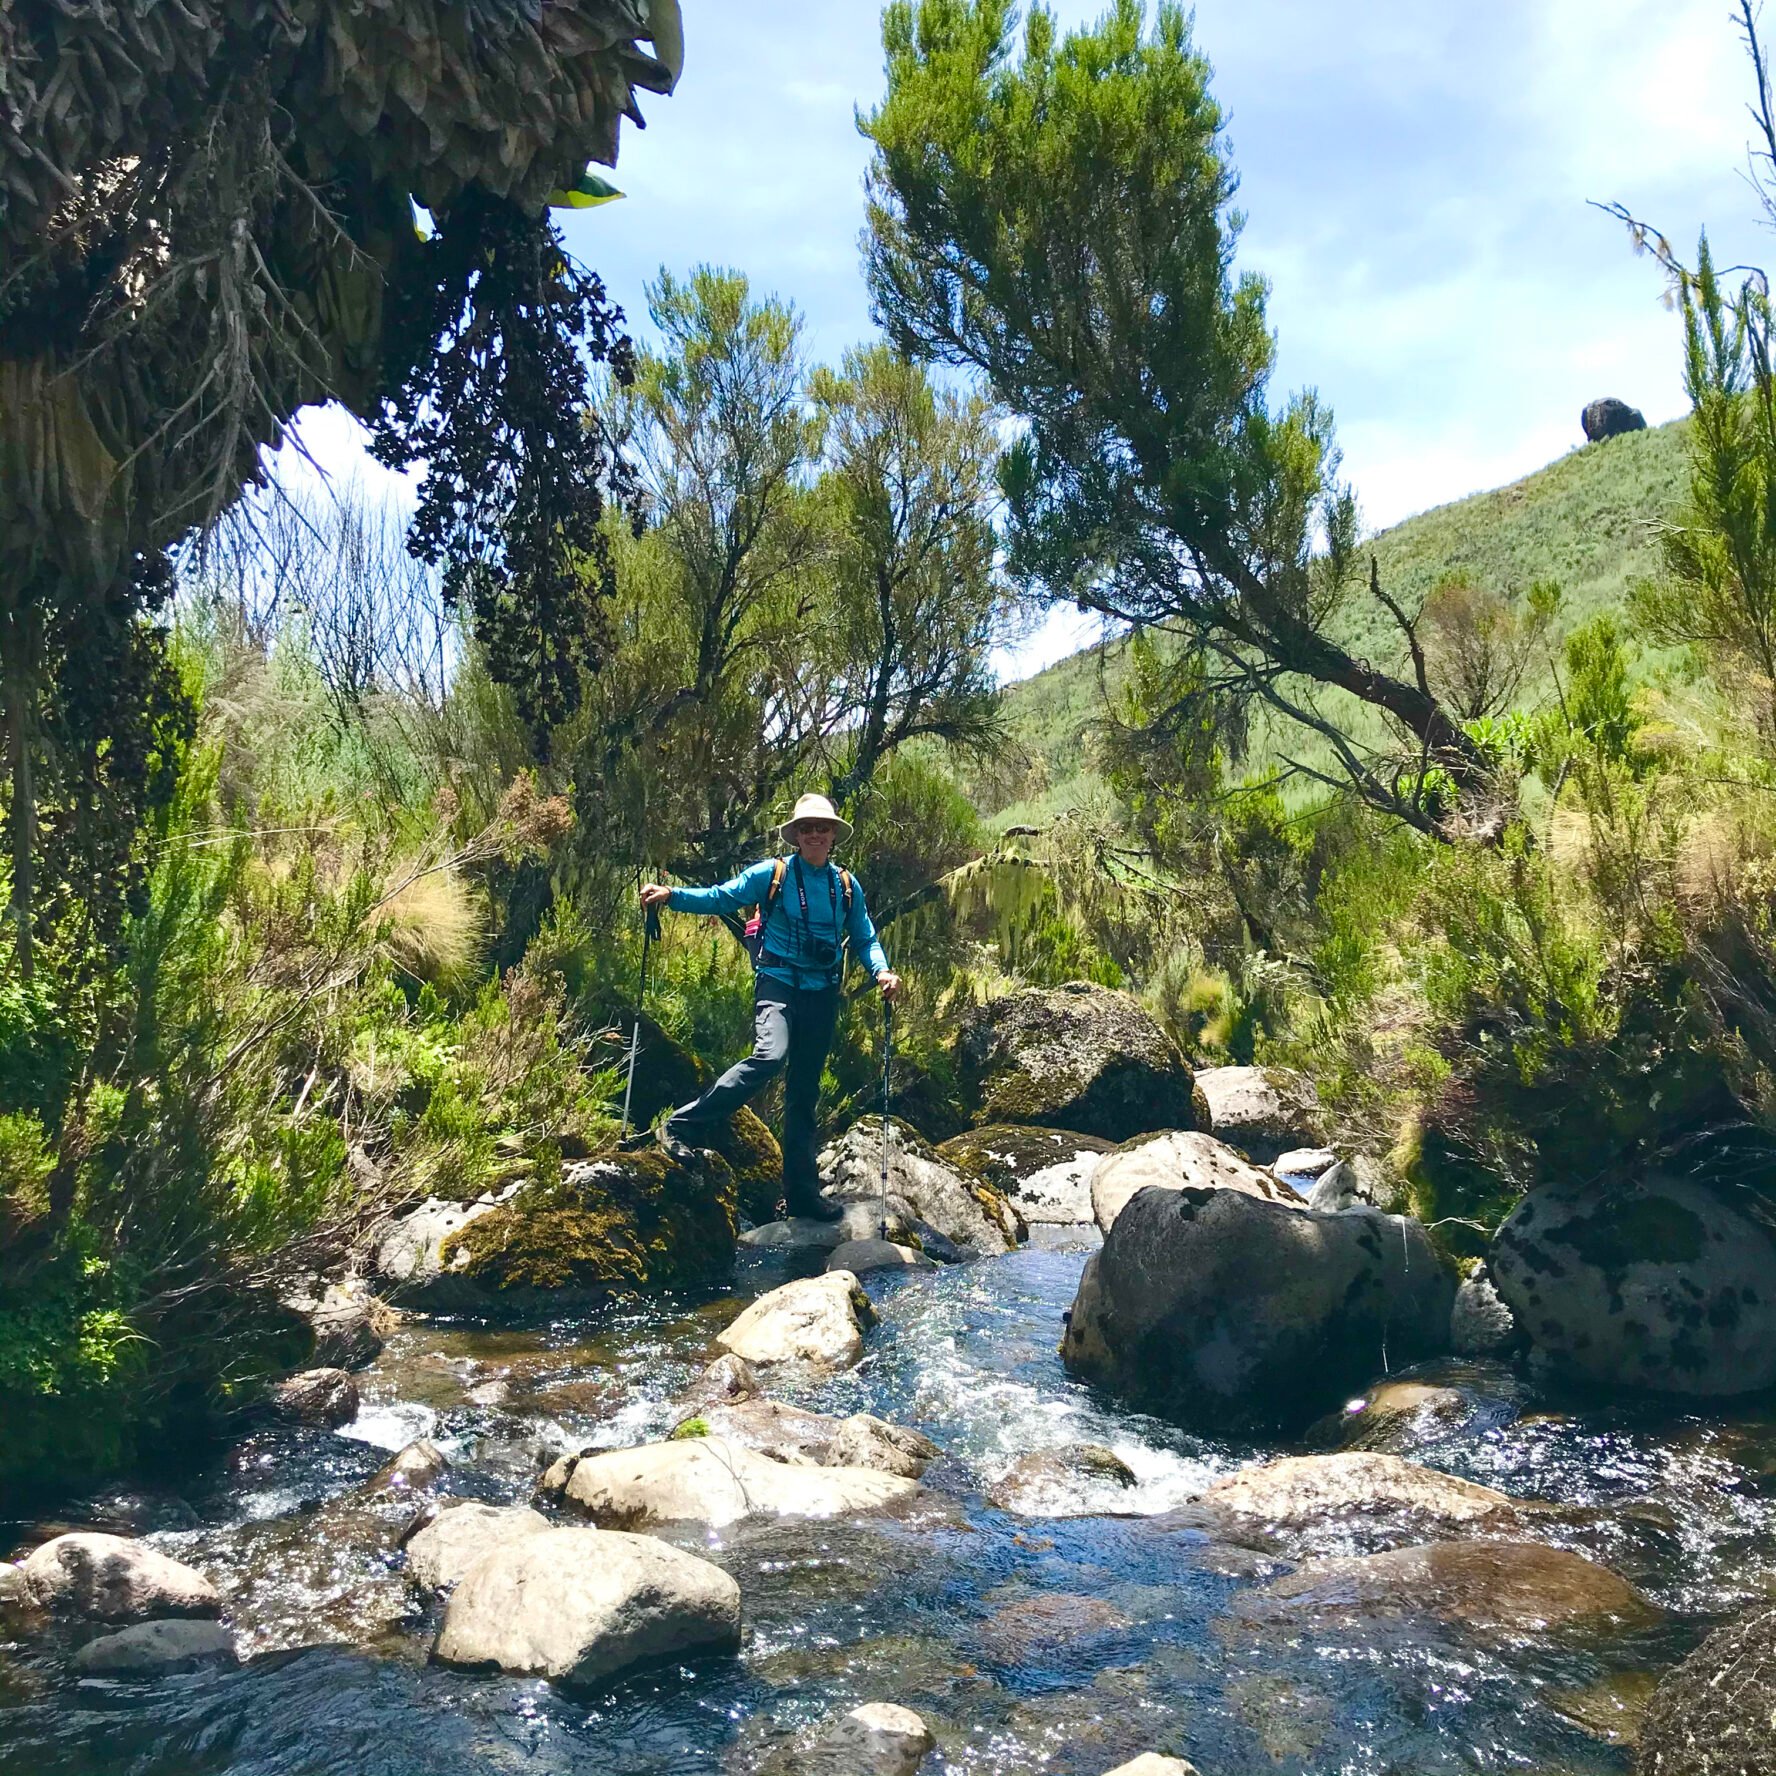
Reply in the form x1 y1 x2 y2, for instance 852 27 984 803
621 902 662 1140
878 995 894 1239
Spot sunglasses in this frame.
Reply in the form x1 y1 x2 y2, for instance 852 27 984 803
797 821 836 835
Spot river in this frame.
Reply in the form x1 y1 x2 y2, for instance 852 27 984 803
2 1227 1769 1773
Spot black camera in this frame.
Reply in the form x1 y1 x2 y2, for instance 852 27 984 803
802 936 839 969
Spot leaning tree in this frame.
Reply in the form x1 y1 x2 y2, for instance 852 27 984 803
0 0 682 975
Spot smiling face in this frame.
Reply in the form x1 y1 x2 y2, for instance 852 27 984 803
792 819 836 868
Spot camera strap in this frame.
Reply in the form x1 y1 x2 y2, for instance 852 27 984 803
792 854 843 980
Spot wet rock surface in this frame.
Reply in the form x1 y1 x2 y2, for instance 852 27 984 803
1062 1188 1454 1430
938 1124 1114 1224
271 1367 360 1428
20 1534 221 1623
545 1436 921 1529
957 982 1205 1141
1200 1452 1522 1541
757 1700 936 1775
403 1502 550 1594
70 1619 239 1676
1637 1600 1776 1775
1243 1538 1656 1634
717 1271 877 1370
432 1526 741 1690
988 1444 1138 1516
820 1117 1025 1254
1491 1172 1776 1395
827 1237 936 1274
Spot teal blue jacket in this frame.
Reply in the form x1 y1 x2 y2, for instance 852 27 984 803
667 855 890 991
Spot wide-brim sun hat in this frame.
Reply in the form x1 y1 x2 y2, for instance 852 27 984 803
777 792 852 844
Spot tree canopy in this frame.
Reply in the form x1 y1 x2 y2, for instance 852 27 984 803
862 0 1490 833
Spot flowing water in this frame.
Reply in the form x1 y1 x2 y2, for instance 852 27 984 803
4 1228 1775 1774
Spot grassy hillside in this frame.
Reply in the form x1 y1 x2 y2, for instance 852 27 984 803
985 417 1692 822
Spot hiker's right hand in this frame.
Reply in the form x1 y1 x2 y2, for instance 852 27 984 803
639 884 672 909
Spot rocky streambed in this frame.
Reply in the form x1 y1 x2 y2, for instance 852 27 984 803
5 991 1776 1774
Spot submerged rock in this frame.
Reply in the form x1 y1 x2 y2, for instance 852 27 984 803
1637 1600 1776 1775
988 1444 1138 1516
1089 1130 1301 1233
71 1619 238 1676
1060 1189 1454 1432
1305 1377 1503 1456
826 1237 935 1275
404 1502 550 1594
1200 1452 1520 1537
21 1534 221 1623
547 1436 920 1529
820 1117 1025 1254
371 1438 449 1492
1490 1172 1776 1396
271 1367 359 1429
759 1701 936 1776
433 1526 740 1691
717 1272 876 1371
957 982 1207 1142
1192 1065 1313 1161
1244 1539 1654 1634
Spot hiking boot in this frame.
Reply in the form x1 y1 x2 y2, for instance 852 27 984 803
785 1191 845 1224
656 1124 701 1167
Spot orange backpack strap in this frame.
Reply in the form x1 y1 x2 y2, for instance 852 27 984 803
838 867 854 914
762 856 787 915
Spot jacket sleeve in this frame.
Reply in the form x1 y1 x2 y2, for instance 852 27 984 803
667 858 775 917
846 875 891 978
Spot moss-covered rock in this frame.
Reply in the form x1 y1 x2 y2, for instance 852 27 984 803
708 1106 782 1225
936 1124 1114 1195
956 982 1202 1142
1637 1601 1776 1775
440 1149 737 1296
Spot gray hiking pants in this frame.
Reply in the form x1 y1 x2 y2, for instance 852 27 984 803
665 980 839 1208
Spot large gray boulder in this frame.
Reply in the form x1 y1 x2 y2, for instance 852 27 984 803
71 1619 239 1676
1489 1173 1776 1395
826 1238 935 1275
1060 1188 1455 1432
1582 396 1647 442
1637 1600 1776 1775
819 1118 1025 1254
1191 1065 1313 1161
717 1271 876 1371
433 1526 740 1691
543 1436 919 1530
956 982 1206 1142
404 1502 551 1593
281 1277 392 1370
1089 1129 1301 1233
21 1534 221 1623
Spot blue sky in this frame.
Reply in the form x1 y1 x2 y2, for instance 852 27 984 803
289 0 1765 678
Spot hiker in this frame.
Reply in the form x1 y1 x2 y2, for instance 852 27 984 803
639 794 901 1221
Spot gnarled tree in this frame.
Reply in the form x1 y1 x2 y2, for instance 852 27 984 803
0 0 683 975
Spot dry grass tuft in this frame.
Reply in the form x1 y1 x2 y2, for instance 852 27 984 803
378 866 483 988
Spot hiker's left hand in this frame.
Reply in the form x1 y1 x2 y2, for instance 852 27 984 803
877 971 902 1000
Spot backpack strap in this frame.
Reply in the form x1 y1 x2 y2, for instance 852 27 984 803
762 855 787 916
838 867 853 914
